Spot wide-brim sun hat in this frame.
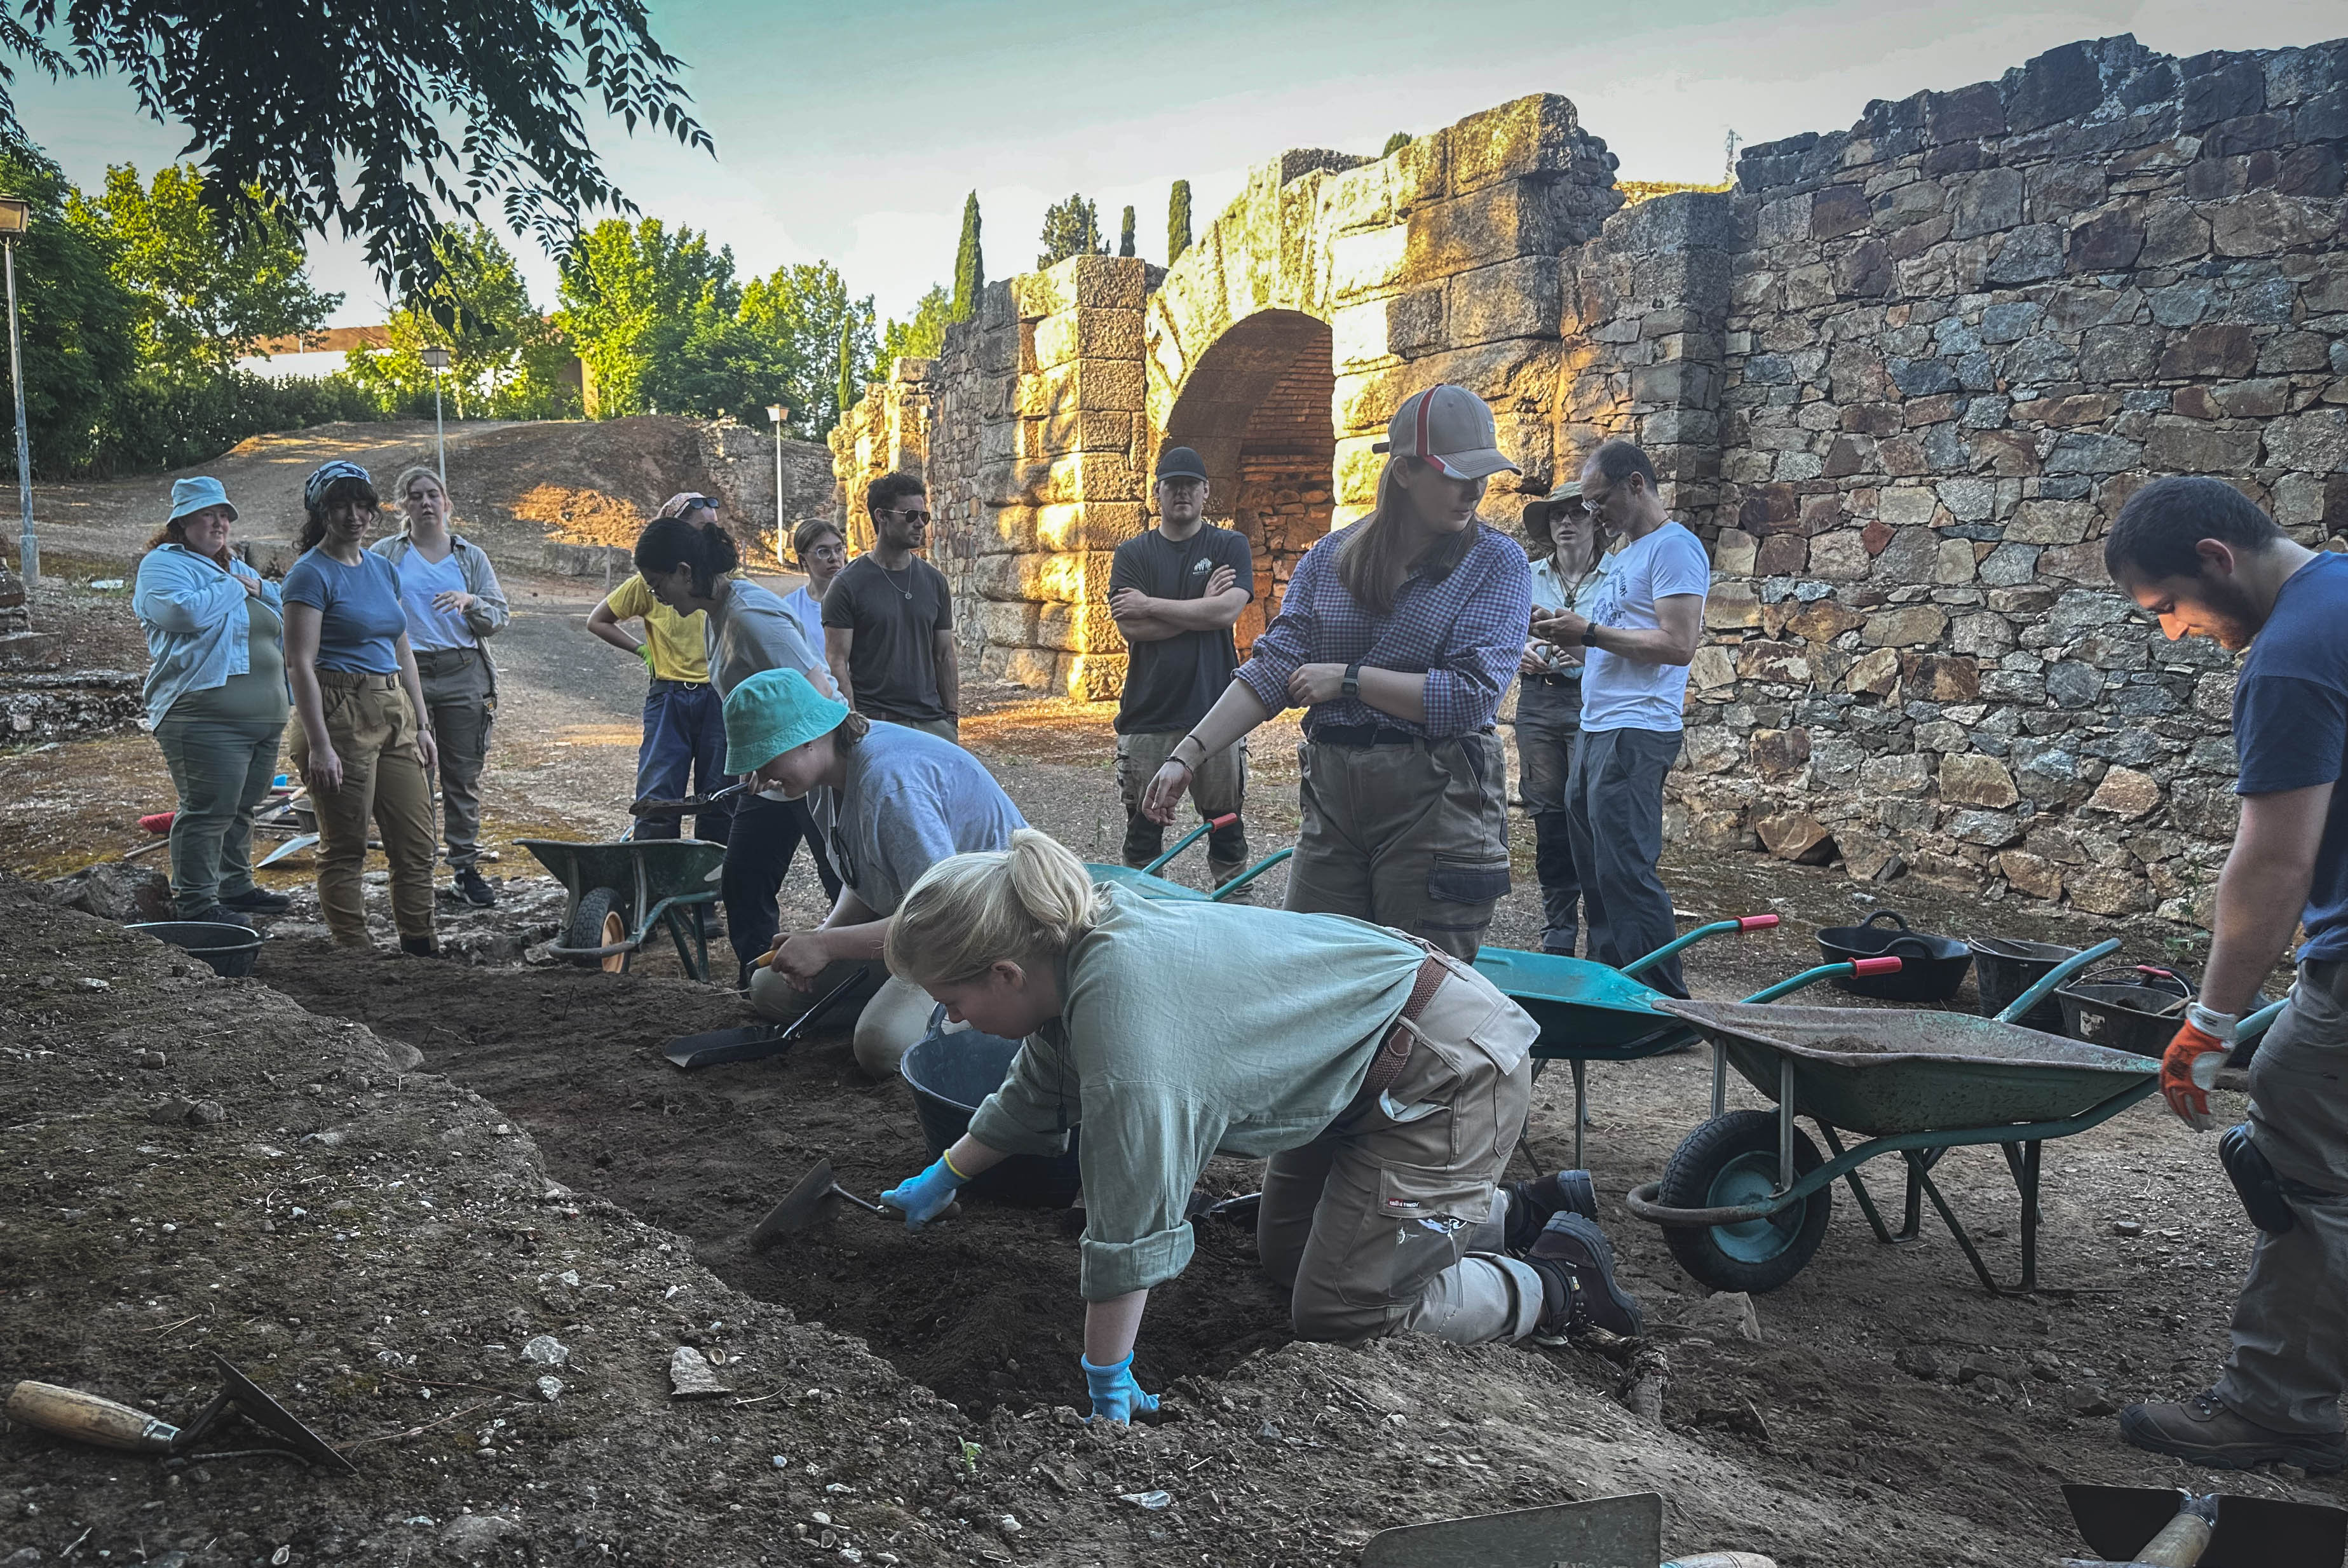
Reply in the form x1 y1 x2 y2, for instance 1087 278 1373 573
1371 384 1521 481
1521 480 1584 546
168 476 238 524
724 667 851 776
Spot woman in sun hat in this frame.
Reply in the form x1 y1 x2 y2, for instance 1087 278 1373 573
724 666 1024 1074
1140 383 1532 961
132 476 292 926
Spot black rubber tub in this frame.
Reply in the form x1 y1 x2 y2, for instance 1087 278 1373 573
899 1025 1082 1207
1969 936 2079 1032
1819 910 1974 1002
125 920 262 978
2056 983 2189 1058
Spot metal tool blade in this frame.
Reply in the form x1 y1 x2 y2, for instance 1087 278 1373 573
1360 1492 1662 1567
2065 1483 2345 1568
663 968 875 1070
750 1159 846 1246
204 1353 356 1475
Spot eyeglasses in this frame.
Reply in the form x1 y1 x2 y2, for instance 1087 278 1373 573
878 509 933 525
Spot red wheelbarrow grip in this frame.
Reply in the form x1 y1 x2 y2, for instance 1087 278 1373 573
1208 813 1238 828
140 812 175 835
1850 956 1904 976
1736 914 1780 930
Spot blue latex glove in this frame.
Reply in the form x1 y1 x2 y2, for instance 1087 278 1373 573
879 1156 966 1230
1080 1354 1160 1425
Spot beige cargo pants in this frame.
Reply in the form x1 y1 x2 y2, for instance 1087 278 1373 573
289 671 437 947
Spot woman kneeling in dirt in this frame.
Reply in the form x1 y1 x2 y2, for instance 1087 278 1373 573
725 666 1024 1074
872 830 1641 1423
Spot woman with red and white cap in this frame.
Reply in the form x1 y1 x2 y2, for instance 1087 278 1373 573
1141 383 1531 961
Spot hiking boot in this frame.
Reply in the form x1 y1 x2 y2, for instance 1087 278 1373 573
1526 1212 1642 1344
1502 1168 1599 1252
399 935 438 959
2120 1389 2347 1473
180 905 254 929
454 867 498 907
219 886 290 914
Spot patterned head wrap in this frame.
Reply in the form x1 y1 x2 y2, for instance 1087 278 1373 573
303 460 373 513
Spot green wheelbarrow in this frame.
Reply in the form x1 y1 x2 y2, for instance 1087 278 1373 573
1625 937 2291 1296
517 837 726 980
1084 813 1295 904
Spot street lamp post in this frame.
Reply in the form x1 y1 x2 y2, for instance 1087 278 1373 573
766 403 791 564
0 195 35 591
421 344 451 482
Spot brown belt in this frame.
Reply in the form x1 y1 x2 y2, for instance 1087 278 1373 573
1349 951 1451 1113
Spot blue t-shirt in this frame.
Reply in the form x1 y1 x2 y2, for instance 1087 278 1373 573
281 549 407 674
1577 521 1712 734
2234 551 2348 963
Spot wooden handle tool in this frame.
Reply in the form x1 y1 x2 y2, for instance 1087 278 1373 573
6 1381 180 1452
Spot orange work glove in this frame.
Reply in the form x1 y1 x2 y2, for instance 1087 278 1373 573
2159 1020 2230 1129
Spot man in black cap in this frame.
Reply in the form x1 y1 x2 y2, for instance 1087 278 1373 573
1108 446 1254 886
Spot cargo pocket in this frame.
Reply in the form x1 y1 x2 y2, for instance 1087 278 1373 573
1427 853 1511 905
1334 1163 1489 1313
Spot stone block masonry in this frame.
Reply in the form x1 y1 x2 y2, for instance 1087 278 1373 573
835 32 2348 923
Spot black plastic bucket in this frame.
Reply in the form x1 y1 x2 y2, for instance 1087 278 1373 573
2056 983 2187 1057
126 920 263 978
899 1026 1082 1208
1969 936 2078 1032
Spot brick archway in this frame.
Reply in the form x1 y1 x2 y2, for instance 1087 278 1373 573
1160 309 1335 649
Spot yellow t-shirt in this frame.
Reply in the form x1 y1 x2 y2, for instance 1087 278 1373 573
604 573 710 684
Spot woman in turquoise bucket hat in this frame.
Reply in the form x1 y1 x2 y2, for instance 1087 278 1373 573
724 667 1024 1075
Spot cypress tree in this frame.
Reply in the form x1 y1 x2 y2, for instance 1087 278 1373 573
835 319 855 423
1167 180 1192 264
950 190 982 324
1118 205 1136 258
1382 131 1413 157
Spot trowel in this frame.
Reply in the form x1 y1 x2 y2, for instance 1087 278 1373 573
749 1158 911 1246
6 1351 356 1474
663 964 877 1069
2063 1482 2345 1566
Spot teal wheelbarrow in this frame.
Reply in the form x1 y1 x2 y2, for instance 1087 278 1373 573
1084 813 1295 904
1625 937 2291 1295
517 837 726 980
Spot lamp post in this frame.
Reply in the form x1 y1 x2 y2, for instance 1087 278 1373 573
421 344 451 482
0 194 34 591
766 403 791 564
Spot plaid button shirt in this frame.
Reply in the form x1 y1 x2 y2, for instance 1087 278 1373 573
1233 523 1532 739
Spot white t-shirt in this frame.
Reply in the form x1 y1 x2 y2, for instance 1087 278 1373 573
394 548 475 652
1576 521 1711 734
781 584 825 652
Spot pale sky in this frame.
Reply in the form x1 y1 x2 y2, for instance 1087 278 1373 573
12 0 2345 329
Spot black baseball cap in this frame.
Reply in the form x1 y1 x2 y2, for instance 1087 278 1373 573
1154 447 1209 482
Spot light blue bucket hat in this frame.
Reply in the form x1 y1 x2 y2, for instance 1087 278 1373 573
168 476 238 524
724 667 850 776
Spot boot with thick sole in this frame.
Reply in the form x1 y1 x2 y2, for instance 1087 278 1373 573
1502 1168 1599 1252
219 886 291 914
2120 1390 2347 1473
454 867 498 907
1526 1212 1643 1344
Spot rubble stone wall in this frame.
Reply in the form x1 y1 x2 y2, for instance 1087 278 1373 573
836 32 2348 920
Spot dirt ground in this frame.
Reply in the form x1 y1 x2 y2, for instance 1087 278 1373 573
8 442 2346 1565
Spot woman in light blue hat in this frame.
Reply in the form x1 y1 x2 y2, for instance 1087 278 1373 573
132 476 292 925
725 667 1024 1075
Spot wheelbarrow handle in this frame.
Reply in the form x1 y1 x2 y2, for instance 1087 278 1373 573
1209 846 1294 900
1141 813 1237 875
1620 914 1779 979
2236 997 2289 1043
1993 937 2121 1025
1737 955 1901 1004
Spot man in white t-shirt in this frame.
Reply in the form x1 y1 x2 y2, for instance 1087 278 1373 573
1532 440 1709 996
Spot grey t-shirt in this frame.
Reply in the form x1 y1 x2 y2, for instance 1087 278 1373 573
822 554 954 722
810 720 1024 916
704 577 825 701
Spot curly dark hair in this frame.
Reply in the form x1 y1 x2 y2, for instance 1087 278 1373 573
297 475 380 552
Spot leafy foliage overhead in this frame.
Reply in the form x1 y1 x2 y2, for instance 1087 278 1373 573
345 224 576 421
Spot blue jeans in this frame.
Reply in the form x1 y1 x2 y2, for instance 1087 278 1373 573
1563 725 1685 996
632 680 733 844
1515 677 1584 956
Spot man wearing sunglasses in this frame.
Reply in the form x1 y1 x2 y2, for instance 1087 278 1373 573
824 471 960 741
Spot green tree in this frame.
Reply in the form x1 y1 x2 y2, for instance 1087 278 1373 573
0 144 140 478
1382 132 1413 157
834 320 855 423
950 190 982 324
0 0 711 304
1118 205 1135 258
1036 194 1103 269
345 224 576 420
738 260 876 433
555 217 736 417
65 162 339 377
882 285 952 367
1167 180 1192 265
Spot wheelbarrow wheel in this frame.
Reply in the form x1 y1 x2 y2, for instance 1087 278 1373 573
567 886 628 973
1657 1109 1831 1294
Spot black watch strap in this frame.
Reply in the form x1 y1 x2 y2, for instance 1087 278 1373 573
1341 661 1362 701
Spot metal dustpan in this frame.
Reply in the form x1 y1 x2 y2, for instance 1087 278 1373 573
2065 1482 2344 1567
1361 1492 1661 1567
663 966 876 1069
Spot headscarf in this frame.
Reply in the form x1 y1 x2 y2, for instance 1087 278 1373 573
304 459 373 513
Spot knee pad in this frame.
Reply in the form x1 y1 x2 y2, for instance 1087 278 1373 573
2220 1125 2297 1234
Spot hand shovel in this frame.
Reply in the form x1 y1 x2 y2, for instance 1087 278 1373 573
749 1159 904 1247
2064 1482 2345 1567
663 966 876 1070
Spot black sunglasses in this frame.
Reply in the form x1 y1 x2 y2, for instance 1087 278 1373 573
878 508 933 525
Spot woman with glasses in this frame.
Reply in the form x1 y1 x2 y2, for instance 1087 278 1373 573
724 667 1023 1075
1514 480 1613 957
1140 384 1531 961
369 465 510 907
632 515 841 984
781 517 846 651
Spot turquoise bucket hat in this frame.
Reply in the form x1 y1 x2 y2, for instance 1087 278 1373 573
724 667 850 776
168 476 238 523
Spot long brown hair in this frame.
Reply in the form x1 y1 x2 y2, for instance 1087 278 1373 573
1334 457 1480 616
142 515 232 569
297 474 380 552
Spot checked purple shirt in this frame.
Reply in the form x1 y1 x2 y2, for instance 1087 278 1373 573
1233 522 1532 740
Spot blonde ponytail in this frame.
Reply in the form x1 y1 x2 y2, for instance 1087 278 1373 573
886 828 1110 987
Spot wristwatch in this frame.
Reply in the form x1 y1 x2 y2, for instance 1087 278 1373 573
1580 627 1601 648
1341 662 1362 701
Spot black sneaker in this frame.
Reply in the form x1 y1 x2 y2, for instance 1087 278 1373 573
1502 1169 1599 1253
180 905 254 929
2121 1389 2348 1473
454 867 498 907
219 886 291 914
1526 1213 1643 1343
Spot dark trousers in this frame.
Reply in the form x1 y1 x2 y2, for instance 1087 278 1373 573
1514 677 1584 956
154 714 285 917
632 680 732 845
721 792 843 971
1563 725 1685 997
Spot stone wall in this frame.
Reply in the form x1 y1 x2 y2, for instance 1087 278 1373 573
834 32 2348 922
691 420 836 564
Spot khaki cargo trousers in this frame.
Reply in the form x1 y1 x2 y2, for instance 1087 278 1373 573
290 671 437 947
1258 950 1546 1345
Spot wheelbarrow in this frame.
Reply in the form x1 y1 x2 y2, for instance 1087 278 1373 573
517 837 726 980
1084 812 1295 904
1472 915 1899 1166
1623 937 2292 1296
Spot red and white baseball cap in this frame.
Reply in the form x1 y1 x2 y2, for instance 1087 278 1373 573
1373 384 1520 481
